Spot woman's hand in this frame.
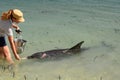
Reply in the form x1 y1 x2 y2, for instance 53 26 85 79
15 54 21 60
15 29 22 34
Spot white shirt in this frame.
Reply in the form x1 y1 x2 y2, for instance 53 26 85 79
0 19 13 37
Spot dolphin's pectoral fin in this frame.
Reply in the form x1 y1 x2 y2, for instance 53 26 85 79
63 50 72 54
62 50 68 53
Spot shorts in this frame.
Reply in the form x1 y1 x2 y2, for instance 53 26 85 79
0 37 7 47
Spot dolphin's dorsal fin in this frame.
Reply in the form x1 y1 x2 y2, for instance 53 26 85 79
67 41 84 53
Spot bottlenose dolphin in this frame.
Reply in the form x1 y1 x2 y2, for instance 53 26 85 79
27 41 84 59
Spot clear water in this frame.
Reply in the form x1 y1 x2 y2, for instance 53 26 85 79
0 0 120 80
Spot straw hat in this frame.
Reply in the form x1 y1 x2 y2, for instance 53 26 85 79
12 9 25 22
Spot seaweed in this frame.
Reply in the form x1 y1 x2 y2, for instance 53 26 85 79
23 75 39 80
24 75 27 80
0 64 14 72
101 41 115 50
114 28 120 34
100 76 103 80
58 75 61 80
11 71 16 78
93 56 98 62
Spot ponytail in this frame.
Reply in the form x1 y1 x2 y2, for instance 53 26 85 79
1 9 13 20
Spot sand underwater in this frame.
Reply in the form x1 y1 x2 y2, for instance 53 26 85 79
0 0 120 80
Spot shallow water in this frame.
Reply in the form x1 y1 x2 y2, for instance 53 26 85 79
0 0 120 80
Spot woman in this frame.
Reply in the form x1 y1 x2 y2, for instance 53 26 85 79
0 9 25 65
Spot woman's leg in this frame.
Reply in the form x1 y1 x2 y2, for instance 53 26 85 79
0 48 4 59
1 46 14 64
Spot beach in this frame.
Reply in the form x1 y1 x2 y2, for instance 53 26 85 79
0 0 120 80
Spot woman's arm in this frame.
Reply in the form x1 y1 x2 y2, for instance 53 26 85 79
12 23 20 30
12 23 22 34
8 35 21 60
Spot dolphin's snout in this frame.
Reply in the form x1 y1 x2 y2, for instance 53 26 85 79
27 56 34 59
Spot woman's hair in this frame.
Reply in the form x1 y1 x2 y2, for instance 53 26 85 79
1 9 13 20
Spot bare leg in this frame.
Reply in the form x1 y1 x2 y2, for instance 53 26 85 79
0 46 14 64
0 49 4 59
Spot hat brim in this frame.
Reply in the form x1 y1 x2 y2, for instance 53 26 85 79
16 17 25 22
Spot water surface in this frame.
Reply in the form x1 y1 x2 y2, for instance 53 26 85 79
0 0 120 80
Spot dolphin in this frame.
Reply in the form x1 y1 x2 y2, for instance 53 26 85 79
27 41 84 59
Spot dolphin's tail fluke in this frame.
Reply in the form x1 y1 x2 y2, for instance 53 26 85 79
67 41 84 53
